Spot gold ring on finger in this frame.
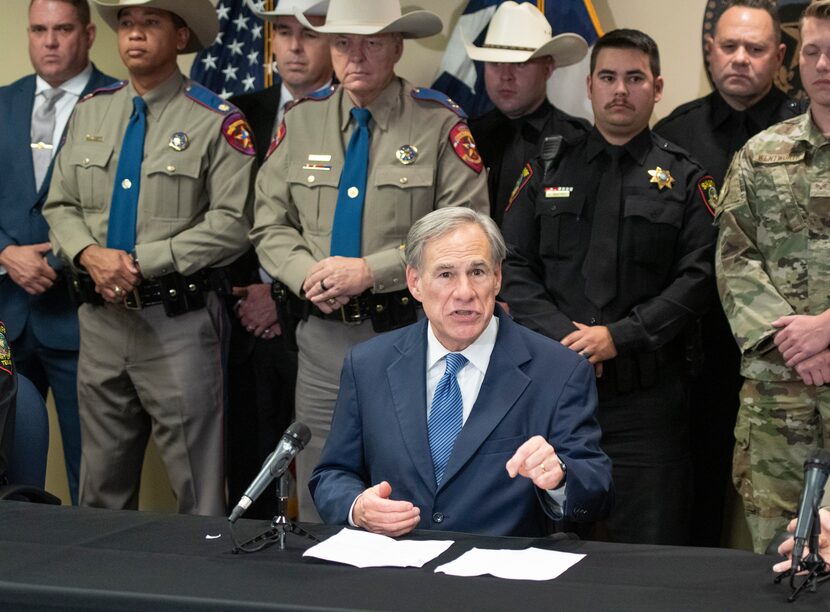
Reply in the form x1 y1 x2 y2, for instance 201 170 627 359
113 286 123 296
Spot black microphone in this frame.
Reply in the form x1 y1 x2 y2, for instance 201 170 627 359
228 421 311 523
791 448 830 565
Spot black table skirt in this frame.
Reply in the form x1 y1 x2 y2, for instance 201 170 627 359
0 501 818 611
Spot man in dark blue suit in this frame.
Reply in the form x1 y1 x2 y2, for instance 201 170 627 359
311 208 612 537
0 0 115 503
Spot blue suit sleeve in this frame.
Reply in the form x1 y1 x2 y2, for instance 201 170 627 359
308 349 372 524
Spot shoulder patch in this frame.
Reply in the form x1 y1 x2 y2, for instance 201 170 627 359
186 81 235 115
222 112 256 156
449 122 483 173
80 80 127 103
412 87 467 119
697 176 718 217
506 164 534 214
0 321 12 376
265 120 286 161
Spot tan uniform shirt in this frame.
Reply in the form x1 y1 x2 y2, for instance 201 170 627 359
43 71 255 279
250 77 489 295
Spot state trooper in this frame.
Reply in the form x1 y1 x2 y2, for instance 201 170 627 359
43 0 256 515
250 0 489 521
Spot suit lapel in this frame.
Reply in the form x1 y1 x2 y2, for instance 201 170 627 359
12 76 38 196
439 312 532 488
386 320 436 493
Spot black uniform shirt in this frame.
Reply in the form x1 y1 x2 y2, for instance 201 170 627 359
653 88 804 186
501 128 717 357
470 101 590 226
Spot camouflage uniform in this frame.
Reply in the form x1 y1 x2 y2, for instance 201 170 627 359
716 111 830 552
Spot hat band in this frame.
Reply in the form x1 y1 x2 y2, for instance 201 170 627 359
482 43 538 52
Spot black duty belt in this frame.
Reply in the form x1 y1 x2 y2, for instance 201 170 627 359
307 289 418 333
69 268 235 318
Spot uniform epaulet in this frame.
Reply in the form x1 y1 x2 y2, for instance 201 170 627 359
285 84 337 114
652 132 693 158
80 80 127 103
411 87 467 119
185 81 236 115
653 97 706 130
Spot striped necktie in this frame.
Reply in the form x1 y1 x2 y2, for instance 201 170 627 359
428 352 468 486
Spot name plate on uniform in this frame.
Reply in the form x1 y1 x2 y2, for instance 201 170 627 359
545 187 573 198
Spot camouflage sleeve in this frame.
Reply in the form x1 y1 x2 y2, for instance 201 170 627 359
500 160 579 340
715 148 794 354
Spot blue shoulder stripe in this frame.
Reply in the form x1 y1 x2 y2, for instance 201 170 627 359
185 81 235 114
80 80 127 102
411 87 467 119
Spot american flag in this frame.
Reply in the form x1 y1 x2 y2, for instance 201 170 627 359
190 0 276 99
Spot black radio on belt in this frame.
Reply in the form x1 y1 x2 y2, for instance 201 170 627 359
271 280 304 352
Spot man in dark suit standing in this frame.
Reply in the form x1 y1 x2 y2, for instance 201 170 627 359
225 0 333 519
311 207 612 537
0 0 115 504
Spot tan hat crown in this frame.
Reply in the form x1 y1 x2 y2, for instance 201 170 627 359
464 1 588 67
295 0 442 39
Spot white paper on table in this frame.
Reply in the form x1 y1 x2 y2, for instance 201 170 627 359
434 547 585 581
303 527 454 568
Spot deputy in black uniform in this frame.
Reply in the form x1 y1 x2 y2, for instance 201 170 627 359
0 321 17 486
653 0 803 547
464 1 590 226
501 30 717 545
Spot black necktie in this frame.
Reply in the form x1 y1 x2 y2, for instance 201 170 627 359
582 146 624 308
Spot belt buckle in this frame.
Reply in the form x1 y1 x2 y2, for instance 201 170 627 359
339 298 363 326
124 288 142 310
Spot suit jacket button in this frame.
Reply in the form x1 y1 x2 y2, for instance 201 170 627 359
432 512 444 523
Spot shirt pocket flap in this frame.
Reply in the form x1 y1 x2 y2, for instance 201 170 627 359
145 155 202 179
287 164 340 188
624 195 684 228
71 144 113 169
538 192 585 218
374 165 433 189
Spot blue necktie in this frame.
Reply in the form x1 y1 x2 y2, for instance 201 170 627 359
331 107 372 257
428 353 468 486
107 96 147 252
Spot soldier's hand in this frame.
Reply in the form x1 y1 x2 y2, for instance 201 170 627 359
303 256 375 308
793 349 830 386
772 312 830 366
78 245 141 303
352 481 420 537
232 284 280 338
561 323 617 364
0 243 57 295
505 435 565 491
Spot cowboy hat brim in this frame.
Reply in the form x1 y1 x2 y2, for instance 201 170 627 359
295 8 442 39
93 0 219 54
464 31 588 68
245 0 329 20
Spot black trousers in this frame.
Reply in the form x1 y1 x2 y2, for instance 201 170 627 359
226 331 298 520
591 362 692 545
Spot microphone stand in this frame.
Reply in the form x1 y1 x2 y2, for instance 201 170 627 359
775 508 830 602
230 474 319 554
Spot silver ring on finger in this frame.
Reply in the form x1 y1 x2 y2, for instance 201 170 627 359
580 350 591 359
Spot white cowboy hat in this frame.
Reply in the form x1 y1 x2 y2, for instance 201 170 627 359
92 0 219 54
464 1 588 67
245 0 329 21
294 0 442 39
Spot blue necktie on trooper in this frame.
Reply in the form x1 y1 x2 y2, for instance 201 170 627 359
428 353 468 486
107 96 147 252
330 107 372 257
